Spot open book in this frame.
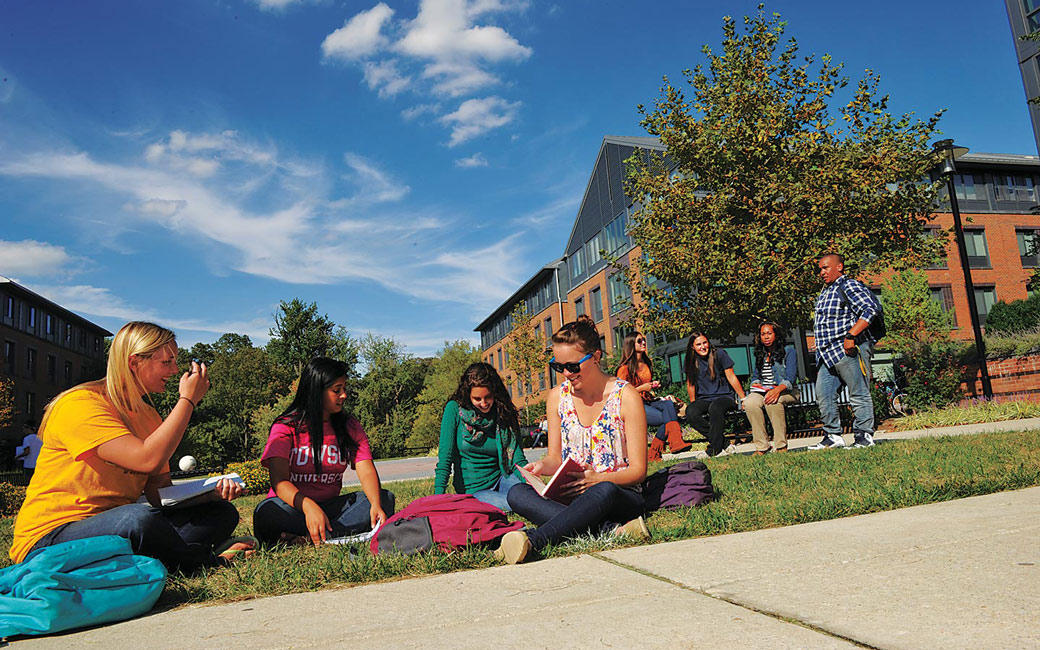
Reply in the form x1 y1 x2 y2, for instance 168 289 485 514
516 457 584 505
325 520 383 545
157 473 246 508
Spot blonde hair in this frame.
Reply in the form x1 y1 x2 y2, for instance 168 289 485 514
39 321 177 439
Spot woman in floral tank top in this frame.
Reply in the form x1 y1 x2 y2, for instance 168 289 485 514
497 315 649 564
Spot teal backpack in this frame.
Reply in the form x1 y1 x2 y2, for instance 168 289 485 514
0 535 167 639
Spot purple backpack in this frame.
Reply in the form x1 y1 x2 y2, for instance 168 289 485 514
642 460 714 512
370 494 524 555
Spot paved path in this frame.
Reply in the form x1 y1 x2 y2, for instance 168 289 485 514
17 486 1040 649
343 447 545 486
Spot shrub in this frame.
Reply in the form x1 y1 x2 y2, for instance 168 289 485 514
0 482 26 517
985 294 1040 336
985 327 1040 359
898 340 969 411
225 459 268 497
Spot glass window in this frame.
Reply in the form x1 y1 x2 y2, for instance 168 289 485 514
45 314 54 335
64 360 72 385
47 354 56 384
570 247 584 279
497 348 503 370
26 347 37 378
964 229 990 268
609 273 633 314
1018 229 1039 268
590 287 603 322
26 392 36 421
65 323 72 344
543 317 553 339
539 372 546 391
574 296 585 317
721 345 752 376
974 287 998 326
953 174 979 201
929 286 957 327
4 296 12 319
924 228 948 269
28 306 36 329
3 340 14 374
586 232 604 267
533 323 541 341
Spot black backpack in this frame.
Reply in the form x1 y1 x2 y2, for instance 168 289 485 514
839 281 886 343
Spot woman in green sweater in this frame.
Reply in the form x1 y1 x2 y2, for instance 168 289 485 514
434 362 527 512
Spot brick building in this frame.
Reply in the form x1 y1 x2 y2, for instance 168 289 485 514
476 138 1040 408
1 275 110 442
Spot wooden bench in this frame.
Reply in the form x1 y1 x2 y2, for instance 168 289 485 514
681 382 853 446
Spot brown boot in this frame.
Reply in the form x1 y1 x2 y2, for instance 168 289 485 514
648 437 665 461
665 421 692 454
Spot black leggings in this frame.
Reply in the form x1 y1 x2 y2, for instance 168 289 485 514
506 481 645 551
685 397 737 456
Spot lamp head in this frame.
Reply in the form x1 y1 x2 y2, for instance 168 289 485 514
932 139 969 176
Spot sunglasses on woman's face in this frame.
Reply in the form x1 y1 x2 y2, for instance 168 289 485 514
549 352 593 374
635 338 646 344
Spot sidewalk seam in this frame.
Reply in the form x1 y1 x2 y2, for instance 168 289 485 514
590 552 883 650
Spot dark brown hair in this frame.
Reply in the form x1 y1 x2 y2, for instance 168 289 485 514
753 320 787 368
448 362 521 433
551 314 601 355
616 331 651 384
684 332 719 384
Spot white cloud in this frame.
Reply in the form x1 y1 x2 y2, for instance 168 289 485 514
0 240 75 278
454 152 488 168
439 96 520 146
395 0 531 63
252 0 302 12
423 61 498 96
362 60 411 98
322 3 395 62
401 103 441 121
339 152 410 204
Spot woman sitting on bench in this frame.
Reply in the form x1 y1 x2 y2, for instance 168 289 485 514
615 331 690 461
745 321 799 455
684 333 747 458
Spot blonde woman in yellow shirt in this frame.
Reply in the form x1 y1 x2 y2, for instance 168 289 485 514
9 321 253 571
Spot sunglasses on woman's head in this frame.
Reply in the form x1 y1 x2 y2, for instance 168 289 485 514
549 352 593 374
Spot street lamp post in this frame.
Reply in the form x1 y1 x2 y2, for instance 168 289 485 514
932 139 993 399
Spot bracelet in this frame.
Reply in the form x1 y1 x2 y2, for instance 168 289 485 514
844 334 857 341
178 396 197 409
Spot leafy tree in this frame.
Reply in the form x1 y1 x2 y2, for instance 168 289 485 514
503 301 551 425
267 299 359 376
354 335 430 458
986 294 1040 337
0 376 15 431
624 7 946 339
879 270 951 349
409 340 482 451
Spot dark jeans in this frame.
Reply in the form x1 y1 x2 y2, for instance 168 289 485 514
506 481 645 551
30 500 239 573
644 399 679 442
252 489 396 546
685 396 738 456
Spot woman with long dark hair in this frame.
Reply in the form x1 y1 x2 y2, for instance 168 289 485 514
615 331 690 461
499 315 648 564
253 357 395 546
684 333 747 458
745 321 799 455
434 362 527 512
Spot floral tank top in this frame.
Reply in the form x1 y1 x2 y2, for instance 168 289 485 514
559 379 629 473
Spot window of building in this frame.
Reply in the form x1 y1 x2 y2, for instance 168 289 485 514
929 286 957 327
1029 0 1040 31
28 306 36 329
47 354 57 384
598 335 606 355
585 232 604 269
3 296 12 320
65 323 72 345
963 229 990 268
497 348 503 370
974 287 998 326
923 227 948 269
608 273 633 314
952 174 981 201
26 392 36 421
533 323 541 342
590 286 603 322
94 337 101 353
508 384 513 398
539 372 546 391
549 366 557 388
45 313 54 336
3 340 14 374
543 317 553 341
570 247 585 279
574 296 585 317
26 347 37 379
1018 228 1040 267
505 350 510 366
603 211 629 255
64 360 73 385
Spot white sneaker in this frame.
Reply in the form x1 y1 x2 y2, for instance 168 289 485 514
807 434 846 450
714 443 738 457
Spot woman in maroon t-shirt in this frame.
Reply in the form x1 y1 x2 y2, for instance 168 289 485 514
253 357 395 546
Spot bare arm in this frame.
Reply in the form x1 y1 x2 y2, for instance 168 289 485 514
354 459 386 528
687 381 696 403
725 367 746 409
95 362 209 474
562 385 648 496
525 387 562 476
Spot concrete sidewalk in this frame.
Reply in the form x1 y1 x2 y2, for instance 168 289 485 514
17 486 1039 649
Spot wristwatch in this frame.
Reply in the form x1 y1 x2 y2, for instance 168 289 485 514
844 334 857 341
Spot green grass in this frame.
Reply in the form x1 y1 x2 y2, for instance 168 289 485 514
3 429 1040 610
892 400 1040 431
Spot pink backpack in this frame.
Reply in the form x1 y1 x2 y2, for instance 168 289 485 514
370 494 524 555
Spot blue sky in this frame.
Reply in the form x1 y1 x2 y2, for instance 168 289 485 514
0 0 1033 356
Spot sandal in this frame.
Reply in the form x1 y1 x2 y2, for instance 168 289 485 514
215 535 259 563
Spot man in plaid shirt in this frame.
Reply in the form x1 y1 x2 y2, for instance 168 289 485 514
809 253 879 450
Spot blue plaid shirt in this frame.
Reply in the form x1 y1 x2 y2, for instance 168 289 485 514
813 275 879 369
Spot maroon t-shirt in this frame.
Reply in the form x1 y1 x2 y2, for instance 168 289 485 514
260 418 372 502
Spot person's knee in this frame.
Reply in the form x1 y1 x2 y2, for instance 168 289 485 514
379 489 396 515
506 482 533 511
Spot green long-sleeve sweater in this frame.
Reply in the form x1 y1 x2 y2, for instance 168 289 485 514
434 401 526 495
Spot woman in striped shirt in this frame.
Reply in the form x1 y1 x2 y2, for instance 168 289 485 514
745 321 799 455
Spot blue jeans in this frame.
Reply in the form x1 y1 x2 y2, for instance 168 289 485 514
472 474 522 513
816 341 875 437
507 481 645 551
30 500 239 573
644 400 679 442
252 489 396 545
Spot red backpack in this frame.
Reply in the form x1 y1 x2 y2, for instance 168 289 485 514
370 494 524 555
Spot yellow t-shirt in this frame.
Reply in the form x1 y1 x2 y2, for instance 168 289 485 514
9 389 164 563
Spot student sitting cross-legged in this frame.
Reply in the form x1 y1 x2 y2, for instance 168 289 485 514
434 362 527 512
253 357 395 546
9 321 251 573
744 321 799 455
500 315 649 564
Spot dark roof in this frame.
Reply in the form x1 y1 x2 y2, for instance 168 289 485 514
958 152 1040 169
0 275 113 337
473 259 563 332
